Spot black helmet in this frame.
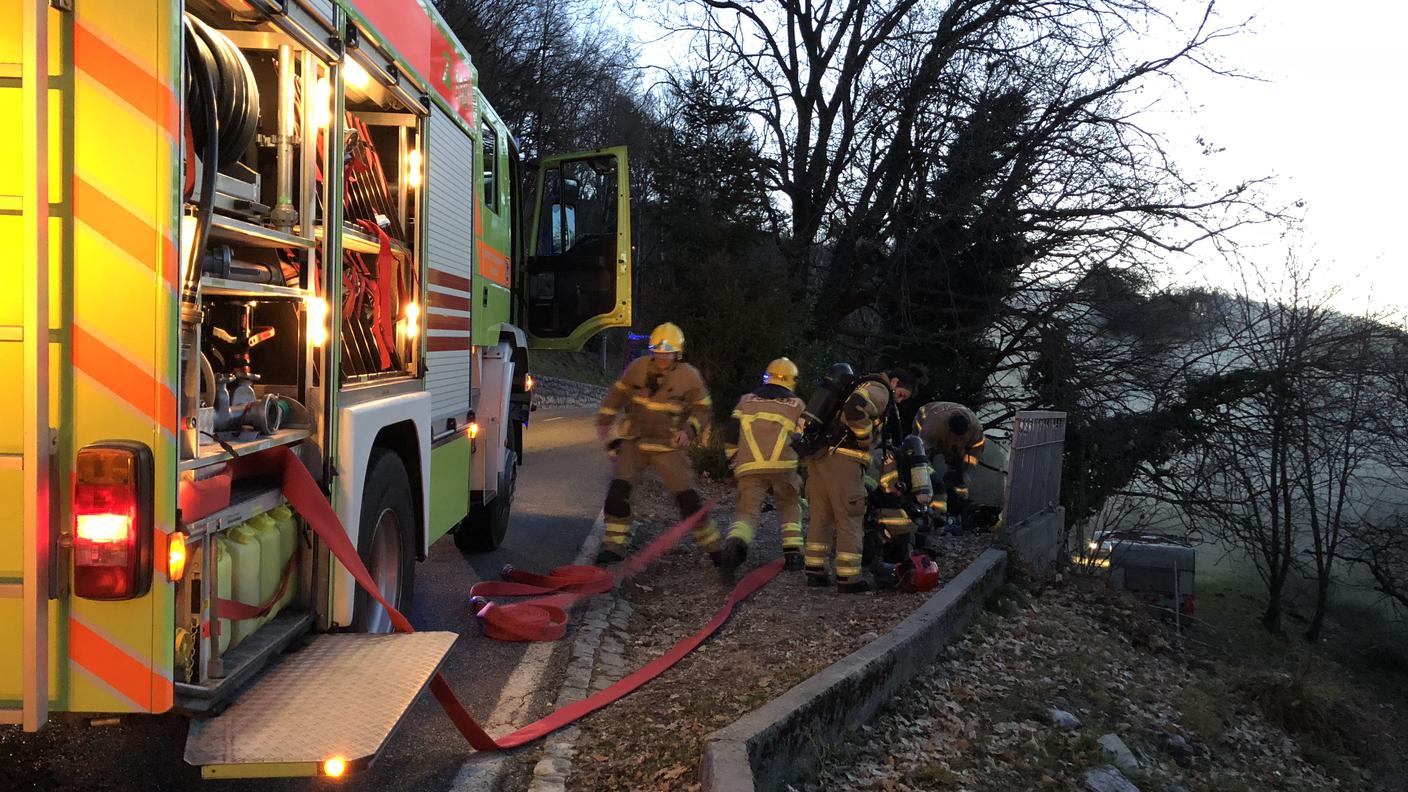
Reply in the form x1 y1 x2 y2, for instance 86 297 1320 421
824 362 855 383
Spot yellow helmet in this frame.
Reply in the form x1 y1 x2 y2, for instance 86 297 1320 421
648 322 685 354
764 357 799 390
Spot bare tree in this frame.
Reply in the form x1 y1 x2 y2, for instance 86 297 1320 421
650 0 1278 329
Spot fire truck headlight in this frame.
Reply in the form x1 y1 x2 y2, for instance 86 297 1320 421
306 296 329 347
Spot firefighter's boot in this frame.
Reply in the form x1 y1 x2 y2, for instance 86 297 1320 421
869 561 900 590
837 577 872 594
783 552 804 572
719 537 747 581
595 546 625 565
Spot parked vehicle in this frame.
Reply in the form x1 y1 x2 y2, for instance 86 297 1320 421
2 0 630 777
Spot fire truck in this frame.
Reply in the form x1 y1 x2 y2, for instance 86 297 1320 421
1 0 630 777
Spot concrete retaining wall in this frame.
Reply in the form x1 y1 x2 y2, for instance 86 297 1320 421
999 506 1065 581
700 548 1009 792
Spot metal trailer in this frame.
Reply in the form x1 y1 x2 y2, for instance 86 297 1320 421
1091 533 1198 621
0 0 631 777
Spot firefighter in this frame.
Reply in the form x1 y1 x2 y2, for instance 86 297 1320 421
913 401 985 532
868 433 934 565
594 323 721 565
801 367 915 592
720 358 806 578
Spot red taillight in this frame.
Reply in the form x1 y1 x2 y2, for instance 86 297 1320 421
73 442 154 600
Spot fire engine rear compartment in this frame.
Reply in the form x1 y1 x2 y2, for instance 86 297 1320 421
171 0 450 776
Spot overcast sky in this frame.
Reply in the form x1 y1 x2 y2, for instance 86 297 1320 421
1160 0 1407 318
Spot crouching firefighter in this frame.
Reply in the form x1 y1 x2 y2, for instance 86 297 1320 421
594 323 721 565
914 401 986 534
867 433 935 567
720 358 807 578
795 365 915 593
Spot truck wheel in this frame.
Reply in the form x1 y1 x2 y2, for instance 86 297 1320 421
454 449 517 552
353 449 417 633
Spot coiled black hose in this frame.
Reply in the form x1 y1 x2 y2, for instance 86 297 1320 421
182 16 218 307
186 15 259 170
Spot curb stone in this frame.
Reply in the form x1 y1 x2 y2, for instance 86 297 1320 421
526 584 633 792
531 376 609 410
700 548 1009 792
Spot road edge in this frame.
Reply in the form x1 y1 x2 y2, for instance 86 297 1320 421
699 547 1010 792
448 511 607 791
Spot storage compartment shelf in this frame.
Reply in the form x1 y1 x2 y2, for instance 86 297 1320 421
179 428 311 472
183 481 288 540
175 610 315 714
201 276 309 300
208 213 316 250
317 223 411 257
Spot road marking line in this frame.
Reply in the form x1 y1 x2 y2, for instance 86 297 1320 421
448 511 605 792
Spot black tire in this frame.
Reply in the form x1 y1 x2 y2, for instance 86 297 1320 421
454 449 518 553
352 450 417 633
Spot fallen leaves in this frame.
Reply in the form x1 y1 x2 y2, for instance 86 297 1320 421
559 479 991 792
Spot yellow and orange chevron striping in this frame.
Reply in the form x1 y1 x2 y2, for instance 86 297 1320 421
69 615 172 712
72 19 179 140
57 0 180 714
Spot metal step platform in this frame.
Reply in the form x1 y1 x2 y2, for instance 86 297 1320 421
184 631 459 779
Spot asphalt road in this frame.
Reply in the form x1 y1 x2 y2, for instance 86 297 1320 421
0 408 608 792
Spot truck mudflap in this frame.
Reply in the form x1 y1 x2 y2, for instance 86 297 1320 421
183 631 457 779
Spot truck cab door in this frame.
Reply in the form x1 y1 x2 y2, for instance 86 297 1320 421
524 147 631 350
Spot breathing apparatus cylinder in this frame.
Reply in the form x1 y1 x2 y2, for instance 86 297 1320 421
791 363 856 457
899 434 933 500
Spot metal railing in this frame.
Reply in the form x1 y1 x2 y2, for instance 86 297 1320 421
1004 411 1067 528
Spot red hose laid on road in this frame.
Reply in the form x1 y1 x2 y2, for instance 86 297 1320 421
233 445 777 752
492 557 782 749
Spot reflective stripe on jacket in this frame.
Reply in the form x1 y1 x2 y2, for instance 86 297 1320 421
597 357 712 447
833 379 891 462
726 386 805 475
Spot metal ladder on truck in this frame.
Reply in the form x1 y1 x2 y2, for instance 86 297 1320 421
1 0 55 733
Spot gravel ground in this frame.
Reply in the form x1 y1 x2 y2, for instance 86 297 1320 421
810 577 1345 792
533 376 609 410
563 477 992 792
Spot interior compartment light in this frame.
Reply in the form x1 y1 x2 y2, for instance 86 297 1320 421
344 58 370 91
403 301 420 338
312 77 333 129
179 214 198 291
306 296 329 347
405 148 422 189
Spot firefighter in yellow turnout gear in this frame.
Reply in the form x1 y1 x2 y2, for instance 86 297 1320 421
914 401 985 530
595 323 721 564
868 434 934 562
800 366 915 593
720 358 807 578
